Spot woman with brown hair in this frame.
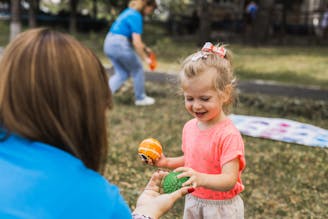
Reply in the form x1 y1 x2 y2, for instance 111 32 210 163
0 28 190 219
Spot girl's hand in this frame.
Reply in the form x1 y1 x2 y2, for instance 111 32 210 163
143 46 152 55
174 167 203 188
142 153 167 167
153 153 168 168
144 56 152 65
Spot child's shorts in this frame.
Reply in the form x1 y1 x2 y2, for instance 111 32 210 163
183 194 244 219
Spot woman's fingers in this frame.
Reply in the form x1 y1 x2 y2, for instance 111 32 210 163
169 186 194 201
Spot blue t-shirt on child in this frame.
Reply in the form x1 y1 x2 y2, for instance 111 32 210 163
0 132 132 219
110 8 143 39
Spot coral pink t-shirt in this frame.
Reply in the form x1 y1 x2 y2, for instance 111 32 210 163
182 118 246 200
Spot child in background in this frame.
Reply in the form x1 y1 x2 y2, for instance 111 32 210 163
103 0 157 106
154 42 246 218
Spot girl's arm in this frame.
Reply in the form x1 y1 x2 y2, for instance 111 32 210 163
176 158 239 191
155 154 185 170
132 33 151 64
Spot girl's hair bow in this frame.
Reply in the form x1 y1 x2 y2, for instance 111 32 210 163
191 42 227 61
202 42 227 58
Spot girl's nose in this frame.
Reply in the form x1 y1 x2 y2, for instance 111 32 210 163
193 101 202 109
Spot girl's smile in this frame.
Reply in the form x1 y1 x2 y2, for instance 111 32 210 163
182 68 227 129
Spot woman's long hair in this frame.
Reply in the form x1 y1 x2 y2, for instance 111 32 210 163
0 28 112 173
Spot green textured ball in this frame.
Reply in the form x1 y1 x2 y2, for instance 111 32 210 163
162 172 189 194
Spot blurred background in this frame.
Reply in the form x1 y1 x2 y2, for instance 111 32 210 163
1 1 328 218
1 0 328 44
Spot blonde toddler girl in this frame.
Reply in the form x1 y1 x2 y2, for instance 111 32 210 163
155 42 246 219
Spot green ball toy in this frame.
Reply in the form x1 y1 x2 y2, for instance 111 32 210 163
162 172 190 193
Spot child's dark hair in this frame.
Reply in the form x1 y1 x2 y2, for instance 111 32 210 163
179 43 237 114
145 0 157 8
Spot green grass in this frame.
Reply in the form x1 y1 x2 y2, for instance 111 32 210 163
1 22 328 88
105 82 327 218
151 41 328 89
232 45 328 89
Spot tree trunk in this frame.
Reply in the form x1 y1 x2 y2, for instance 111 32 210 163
279 3 287 44
197 0 211 46
92 0 97 19
253 0 275 44
28 0 37 27
69 0 79 33
10 0 21 41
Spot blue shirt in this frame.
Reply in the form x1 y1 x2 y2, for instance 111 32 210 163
0 133 132 219
110 8 143 38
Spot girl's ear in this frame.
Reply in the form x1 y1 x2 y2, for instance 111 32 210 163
222 84 232 103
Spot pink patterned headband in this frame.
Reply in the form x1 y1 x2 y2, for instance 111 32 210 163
191 42 227 61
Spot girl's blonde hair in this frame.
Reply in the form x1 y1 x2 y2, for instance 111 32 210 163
0 28 112 173
179 43 237 114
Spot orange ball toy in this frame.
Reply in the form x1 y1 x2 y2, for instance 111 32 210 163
138 138 162 163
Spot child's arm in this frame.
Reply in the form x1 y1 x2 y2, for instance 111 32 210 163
155 154 185 170
175 158 239 191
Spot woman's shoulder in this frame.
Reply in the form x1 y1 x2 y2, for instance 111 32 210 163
0 134 132 218
65 167 132 218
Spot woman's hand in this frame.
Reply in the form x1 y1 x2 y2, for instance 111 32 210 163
133 170 191 219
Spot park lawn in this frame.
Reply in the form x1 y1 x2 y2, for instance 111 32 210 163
0 21 327 89
148 40 328 89
105 82 327 219
79 32 328 89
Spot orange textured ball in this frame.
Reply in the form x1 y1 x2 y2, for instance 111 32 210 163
138 138 162 163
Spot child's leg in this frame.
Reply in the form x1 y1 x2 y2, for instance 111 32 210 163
183 194 244 219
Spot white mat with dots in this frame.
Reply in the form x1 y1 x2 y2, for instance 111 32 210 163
229 114 328 148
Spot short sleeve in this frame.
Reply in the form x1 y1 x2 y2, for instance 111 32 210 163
128 13 143 34
220 134 245 171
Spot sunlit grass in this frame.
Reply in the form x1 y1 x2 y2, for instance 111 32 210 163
232 45 328 88
152 42 328 89
1 23 327 88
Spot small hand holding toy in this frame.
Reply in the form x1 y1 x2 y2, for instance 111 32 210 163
162 172 190 193
148 52 157 71
138 138 162 164
144 47 157 71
